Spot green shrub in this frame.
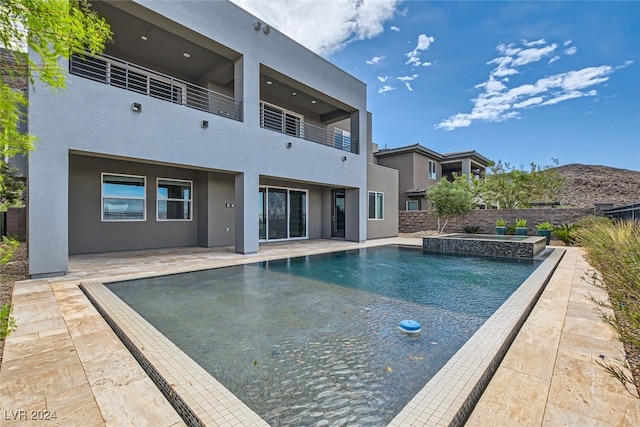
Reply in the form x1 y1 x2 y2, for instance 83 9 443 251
0 236 20 264
0 303 17 340
554 223 578 245
463 225 482 234
515 218 528 228
495 218 507 227
535 221 554 231
577 219 640 396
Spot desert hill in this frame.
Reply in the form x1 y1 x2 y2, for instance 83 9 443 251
552 164 640 208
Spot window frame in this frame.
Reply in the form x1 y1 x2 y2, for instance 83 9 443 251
156 178 193 222
259 185 309 242
368 191 384 220
101 172 147 222
260 101 304 138
406 200 419 211
428 160 437 180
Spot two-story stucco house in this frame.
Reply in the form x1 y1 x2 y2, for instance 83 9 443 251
26 0 398 277
374 143 491 211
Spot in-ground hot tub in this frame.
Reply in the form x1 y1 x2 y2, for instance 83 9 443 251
423 233 547 259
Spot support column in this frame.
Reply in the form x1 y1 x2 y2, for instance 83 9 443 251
462 159 472 179
235 172 259 254
28 150 69 277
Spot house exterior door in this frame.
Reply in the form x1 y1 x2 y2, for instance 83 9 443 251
331 189 345 238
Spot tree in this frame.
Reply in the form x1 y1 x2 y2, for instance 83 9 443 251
477 160 564 209
0 0 112 200
425 175 474 232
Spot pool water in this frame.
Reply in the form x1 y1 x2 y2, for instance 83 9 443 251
107 245 540 426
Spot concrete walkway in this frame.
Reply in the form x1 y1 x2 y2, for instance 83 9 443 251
0 238 637 426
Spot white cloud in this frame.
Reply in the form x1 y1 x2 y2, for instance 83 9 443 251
436 39 619 131
379 85 395 94
522 38 546 47
377 75 389 82
229 0 402 55
565 46 577 55
549 55 560 64
397 74 418 91
366 56 384 65
391 26 400 32
541 90 596 106
405 34 435 66
513 97 544 108
397 74 418 82
511 44 557 67
564 39 572 46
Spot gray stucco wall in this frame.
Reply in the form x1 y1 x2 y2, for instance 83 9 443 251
69 155 201 254
367 163 398 239
27 0 370 276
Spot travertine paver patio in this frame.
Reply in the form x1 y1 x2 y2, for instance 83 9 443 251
0 238 637 426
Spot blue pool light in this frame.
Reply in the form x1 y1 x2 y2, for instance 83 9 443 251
399 319 421 334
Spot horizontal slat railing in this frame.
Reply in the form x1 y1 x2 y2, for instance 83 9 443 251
70 53 242 121
260 103 358 153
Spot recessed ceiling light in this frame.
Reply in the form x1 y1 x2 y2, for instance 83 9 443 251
140 35 148 41
266 80 273 85
311 100 317 104
183 52 191 58
292 92 297 96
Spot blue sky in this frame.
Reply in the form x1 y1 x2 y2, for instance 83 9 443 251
232 1 639 171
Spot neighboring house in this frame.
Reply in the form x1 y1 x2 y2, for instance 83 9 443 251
374 143 490 211
26 0 397 277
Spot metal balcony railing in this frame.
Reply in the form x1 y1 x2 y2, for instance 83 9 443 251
69 53 242 121
260 103 358 154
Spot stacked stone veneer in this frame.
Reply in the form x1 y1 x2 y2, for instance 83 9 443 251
422 235 546 259
400 208 596 234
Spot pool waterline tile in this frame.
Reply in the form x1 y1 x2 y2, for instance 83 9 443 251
80 244 564 427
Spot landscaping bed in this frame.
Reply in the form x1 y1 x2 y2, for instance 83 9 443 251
0 244 29 367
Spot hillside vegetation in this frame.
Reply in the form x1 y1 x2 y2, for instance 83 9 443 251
553 164 640 208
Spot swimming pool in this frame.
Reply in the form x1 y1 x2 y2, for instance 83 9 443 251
100 245 547 426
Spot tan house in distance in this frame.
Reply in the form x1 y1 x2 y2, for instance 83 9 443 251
374 143 491 210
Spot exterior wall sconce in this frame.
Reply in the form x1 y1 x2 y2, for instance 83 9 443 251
254 21 270 34
131 102 142 112
286 142 292 148
342 156 347 161
201 120 209 128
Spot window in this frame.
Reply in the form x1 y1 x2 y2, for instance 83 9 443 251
157 179 192 221
260 102 303 137
429 161 437 180
102 173 146 221
334 128 351 151
406 200 419 211
368 191 384 220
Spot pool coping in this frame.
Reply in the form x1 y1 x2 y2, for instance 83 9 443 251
79 244 565 427
389 248 564 426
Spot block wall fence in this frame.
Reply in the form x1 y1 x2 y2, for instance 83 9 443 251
399 208 597 234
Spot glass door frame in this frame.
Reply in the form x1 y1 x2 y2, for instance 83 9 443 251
331 189 346 239
259 185 309 242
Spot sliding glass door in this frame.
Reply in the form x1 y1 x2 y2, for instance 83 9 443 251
259 186 308 241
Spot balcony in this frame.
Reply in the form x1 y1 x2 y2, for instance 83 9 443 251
260 102 358 153
70 53 242 121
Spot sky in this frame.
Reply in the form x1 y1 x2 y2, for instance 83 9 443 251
230 0 640 171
